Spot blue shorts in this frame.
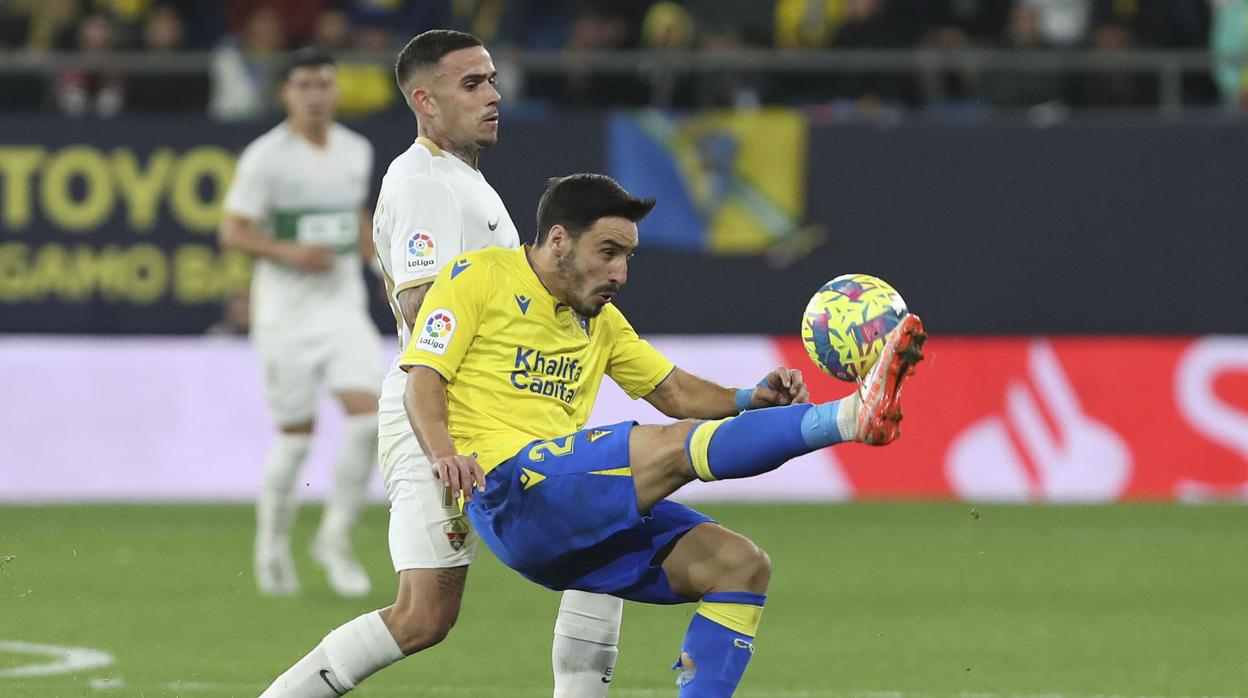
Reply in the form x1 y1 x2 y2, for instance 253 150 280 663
465 421 713 605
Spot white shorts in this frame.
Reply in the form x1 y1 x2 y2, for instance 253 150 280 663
254 315 383 427
379 427 478 570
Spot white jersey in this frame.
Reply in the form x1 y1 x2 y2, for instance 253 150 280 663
223 122 374 336
373 137 520 436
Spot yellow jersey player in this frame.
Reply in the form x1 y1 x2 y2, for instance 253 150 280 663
219 48 380 600
401 174 925 696
259 31 627 698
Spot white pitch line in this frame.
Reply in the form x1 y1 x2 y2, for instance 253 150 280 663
135 684 1244 698
0 640 114 678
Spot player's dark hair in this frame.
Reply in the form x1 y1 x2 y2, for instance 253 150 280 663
394 29 484 90
534 174 656 246
280 47 335 83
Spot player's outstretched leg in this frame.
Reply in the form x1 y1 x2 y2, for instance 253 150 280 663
688 314 924 477
256 426 313 596
552 590 623 696
312 393 379 598
632 315 925 511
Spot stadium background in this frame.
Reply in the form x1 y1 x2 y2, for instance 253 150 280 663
2 1 1247 696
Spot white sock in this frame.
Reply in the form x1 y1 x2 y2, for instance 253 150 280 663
258 645 346 698
552 591 623 697
257 432 312 555
317 414 378 546
323 610 404 688
260 611 403 697
837 394 861 442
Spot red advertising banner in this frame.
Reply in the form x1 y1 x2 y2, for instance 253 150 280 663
775 336 1248 501
2 336 1245 502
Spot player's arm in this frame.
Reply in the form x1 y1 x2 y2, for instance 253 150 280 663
384 176 465 330
218 144 332 272
605 308 807 418
397 255 489 501
404 367 484 501
644 366 809 419
395 282 432 333
218 214 333 272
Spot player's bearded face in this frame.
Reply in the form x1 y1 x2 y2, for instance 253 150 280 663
555 244 598 317
556 220 636 318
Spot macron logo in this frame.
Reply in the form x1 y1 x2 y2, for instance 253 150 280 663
451 259 471 279
515 294 531 315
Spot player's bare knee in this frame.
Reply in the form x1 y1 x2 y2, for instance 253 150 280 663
383 568 468 654
384 595 460 654
711 538 771 594
279 420 314 435
404 613 456 653
744 545 773 591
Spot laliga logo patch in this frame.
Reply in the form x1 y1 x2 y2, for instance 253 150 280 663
417 309 456 355
406 231 436 271
409 232 434 257
425 311 454 337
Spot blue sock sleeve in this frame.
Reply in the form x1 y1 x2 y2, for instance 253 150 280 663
685 401 847 482
674 592 766 697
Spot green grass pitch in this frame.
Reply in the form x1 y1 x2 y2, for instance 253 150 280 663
2 503 1245 697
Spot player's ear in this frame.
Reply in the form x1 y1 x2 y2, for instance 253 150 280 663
547 225 569 255
411 83 436 119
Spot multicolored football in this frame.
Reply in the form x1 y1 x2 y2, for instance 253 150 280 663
801 274 909 382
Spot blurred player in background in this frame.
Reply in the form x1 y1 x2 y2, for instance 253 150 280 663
219 48 380 599
401 173 925 696
259 31 625 698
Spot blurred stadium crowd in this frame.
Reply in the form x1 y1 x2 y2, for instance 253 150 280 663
0 0 1245 117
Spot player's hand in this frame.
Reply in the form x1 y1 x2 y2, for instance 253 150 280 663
431 453 487 503
752 366 809 408
278 243 335 273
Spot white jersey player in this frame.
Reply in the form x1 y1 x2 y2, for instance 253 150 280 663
219 48 381 600
259 31 624 698
373 134 519 478
370 129 521 560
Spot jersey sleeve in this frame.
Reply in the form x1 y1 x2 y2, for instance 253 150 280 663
222 142 273 221
397 254 490 381
605 308 675 399
385 175 465 295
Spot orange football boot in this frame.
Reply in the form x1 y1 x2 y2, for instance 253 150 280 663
854 314 926 446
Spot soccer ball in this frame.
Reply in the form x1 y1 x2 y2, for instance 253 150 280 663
801 274 909 382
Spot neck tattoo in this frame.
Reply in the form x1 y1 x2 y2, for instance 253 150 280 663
445 143 479 169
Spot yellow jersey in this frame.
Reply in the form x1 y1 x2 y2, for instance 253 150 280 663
398 246 674 472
